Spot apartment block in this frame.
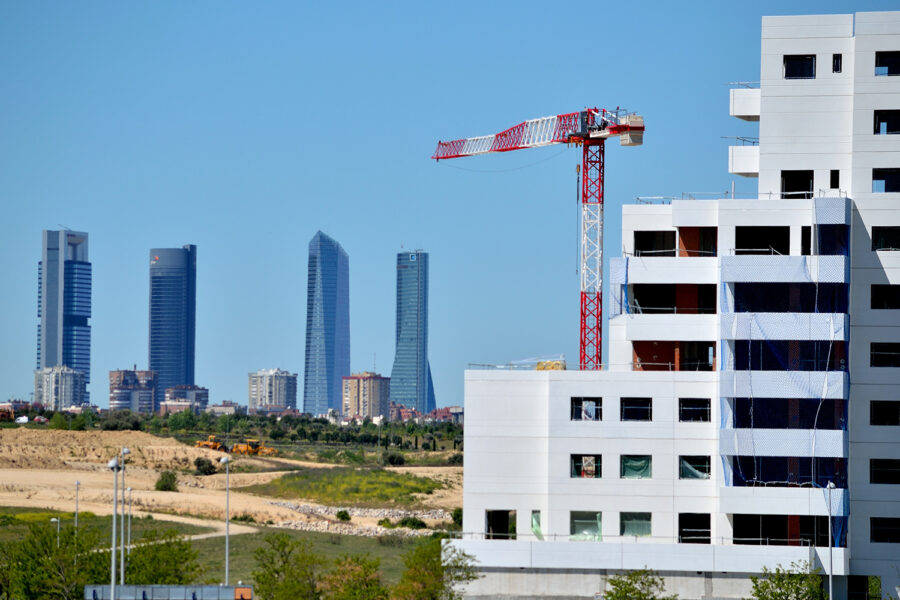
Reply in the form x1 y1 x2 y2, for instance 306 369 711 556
342 372 390 419
34 365 86 411
109 369 157 413
248 368 298 410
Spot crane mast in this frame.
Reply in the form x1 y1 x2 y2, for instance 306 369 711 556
433 108 644 370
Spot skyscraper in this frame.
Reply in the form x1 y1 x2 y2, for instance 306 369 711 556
148 245 196 411
303 231 350 415
37 230 91 402
389 250 436 413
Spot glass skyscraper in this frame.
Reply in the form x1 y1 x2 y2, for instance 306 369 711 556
389 250 436 413
303 231 350 416
148 245 196 411
37 230 91 403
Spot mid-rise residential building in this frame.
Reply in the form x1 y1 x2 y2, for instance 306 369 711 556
148 245 197 411
248 368 298 410
342 372 390 419
34 365 86 410
303 231 350 416
164 384 208 412
455 12 900 600
108 368 157 413
37 230 91 401
389 250 436 413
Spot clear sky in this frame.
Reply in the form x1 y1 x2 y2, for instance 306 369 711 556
1 1 895 409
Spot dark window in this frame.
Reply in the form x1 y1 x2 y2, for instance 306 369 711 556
870 459 900 484
571 454 601 478
571 397 601 421
620 398 652 421
873 168 900 193
871 285 900 309
871 400 900 426
817 224 849 255
734 340 847 372
833 54 842 73
830 169 840 189
781 170 814 199
871 343 900 367
874 110 900 135
872 226 900 251
732 456 846 488
735 513 847 547
679 398 711 422
679 456 711 479
871 517 900 543
679 513 711 544
634 231 675 257
801 226 812 255
486 510 516 540
848 575 882 600
734 398 845 430
875 51 900 76
620 512 651 536
784 55 816 79
620 455 652 479
630 284 716 314
735 226 790 255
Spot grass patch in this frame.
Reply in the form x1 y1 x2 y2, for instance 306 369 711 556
243 467 442 507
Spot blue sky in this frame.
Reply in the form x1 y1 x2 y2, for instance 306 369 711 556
0 1 894 409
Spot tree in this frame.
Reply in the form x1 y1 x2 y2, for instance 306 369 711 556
749 562 826 600
391 537 479 600
0 540 15 600
194 457 217 476
12 522 107 600
602 568 678 600
319 554 388 600
49 413 68 430
167 409 197 432
155 470 178 492
252 533 323 600
126 529 201 585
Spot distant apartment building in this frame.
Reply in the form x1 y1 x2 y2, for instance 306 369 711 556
303 231 350 416
37 230 91 402
108 368 157 413
248 368 298 410
206 400 246 417
163 384 208 413
34 365 86 410
342 372 390 419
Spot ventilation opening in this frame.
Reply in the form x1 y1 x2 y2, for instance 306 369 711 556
678 226 717 257
784 55 816 79
634 231 676 257
871 400 900 426
874 110 900 135
733 282 849 313
872 226 900 251
485 510 516 540
873 168 900 193
679 513 711 544
733 398 845 430
781 170 814 199
629 284 716 314
735 226 790 255
871 285 900 309
875 51 900 76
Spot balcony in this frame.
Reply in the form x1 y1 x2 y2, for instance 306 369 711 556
625 314 717 342
720 255 848 284
718 428 848 458
729 145 759 177
718 486 848 517
719 313 848 341
719 371 848 400
730 87 760 121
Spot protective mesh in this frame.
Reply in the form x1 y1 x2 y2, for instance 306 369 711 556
608 257 627 318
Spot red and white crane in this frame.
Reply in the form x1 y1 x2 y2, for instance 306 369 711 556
432 108 644 370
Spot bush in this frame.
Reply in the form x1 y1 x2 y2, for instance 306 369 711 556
377 518 393 528
397 516 427 530
447 453 463 465
335 510 351 522
193 457 217 476
385 452 405 466
451 507 462 528
49 413 68 430
155 471 178 492
232 513 256 523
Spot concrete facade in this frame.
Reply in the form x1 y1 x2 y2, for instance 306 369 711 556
342 372 390 419
248 368 298 410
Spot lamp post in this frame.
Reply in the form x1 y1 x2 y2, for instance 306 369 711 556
826 481 835 600
107 457 119 600
119 447 130 585
74 480 80 530
50 517 60 548
220 455 230 585
127 487 133 554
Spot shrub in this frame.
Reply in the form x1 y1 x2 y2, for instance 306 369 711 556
385 452 405 466
155 471 178 492
397 516 427 530
447 453 463 465
193 457 217 476
451 507 462 528
232 513 255 523
49 413 68 430
377 518 394 528
335 510 351 522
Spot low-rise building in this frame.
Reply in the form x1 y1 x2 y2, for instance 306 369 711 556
164 384 209 412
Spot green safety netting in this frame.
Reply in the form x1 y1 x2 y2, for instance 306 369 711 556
621 455 652 479
569 511 602 541
531 511 544 540
620 512 651 536
680 457 711 479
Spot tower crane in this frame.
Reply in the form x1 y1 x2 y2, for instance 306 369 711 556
432 108 644 370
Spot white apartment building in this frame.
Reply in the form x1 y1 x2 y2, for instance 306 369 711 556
455 12 900 600
34 365 85 410
248 368 298 410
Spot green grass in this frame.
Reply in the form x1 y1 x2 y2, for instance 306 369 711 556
0 506 213 543
191 528 415 586
242 467 443 507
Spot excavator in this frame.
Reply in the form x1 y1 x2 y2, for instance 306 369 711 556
194 435 228 452
230 438 278 457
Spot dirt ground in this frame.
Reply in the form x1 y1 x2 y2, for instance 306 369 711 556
0 428 462 529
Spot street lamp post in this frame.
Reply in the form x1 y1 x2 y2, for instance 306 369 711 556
74 480 80 530
826 481 835 600
127 487 133 554
50 517 60 548
107 457 119 600
220 455 230 585
119 447 130 585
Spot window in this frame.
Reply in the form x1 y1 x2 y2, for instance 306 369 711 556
735 226 790 255
874 110 900 135
873 168 900 193
734 398 845 430
531 510 543 540
848 575 882 600
570 511 601 541
679 513 711 544
620 397 652 421
833 53 842 73
871 343 900 367
870 459 900 484
870 517 900 543
679 398 711 422
634 231 675 257
817 224 849 256
571 454 601 478
801 226 812 255
485 510 516 540
830 169 840 189
620 512 651 537
784 55 816 79
571 397 601 421
871 401 900 426
621 455 652 479
871 285 900 309
872 227 900 251
875 51 900 76
680 456 711 479
781 170 814 199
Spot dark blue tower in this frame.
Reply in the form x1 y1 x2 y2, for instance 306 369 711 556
148 245 196 411
303 232 350 415
389 250 436 413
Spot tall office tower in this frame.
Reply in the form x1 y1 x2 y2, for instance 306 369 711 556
389 250 436 413
37 230 91 402
148 245 197 411
109 369 157 413
303 231 350 416
454 12 900 600
342 372 390 419
249 368 298 410
34 365 86 410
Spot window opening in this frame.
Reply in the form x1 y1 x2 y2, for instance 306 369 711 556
634 231 675 257
871 342 900 367
679 513 711 544
734 513 846 547
816 225 849 255
873 168 900 193
801 226 811 256
784 55 816 79
781 170 814 199
848 575 882 600
870 459 900 484
832 53 842 73
871 517 900 543
735 226 790 255
679 398 711 422
531 510 543 540
734 340 846 372
485 510 516 540
874 110 900 135
629 284 717 315
680 456 711 479
734 398 845 430
621 455 652 479
571 454 602 478
569 511 602 541
871 400 900 426
830 169 840 189
734 283 848 313
681 341 716 371
620 398 652 421
732 456 846 488
875 51 900 76
872 227 900 251
678 226 717 257
871 285 900 309
620 512 651 537
571 397 601 421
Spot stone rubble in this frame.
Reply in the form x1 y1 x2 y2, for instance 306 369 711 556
268 500 450 521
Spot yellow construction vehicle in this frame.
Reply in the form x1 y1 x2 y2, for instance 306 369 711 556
195 435 228 452
230 438 278 457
